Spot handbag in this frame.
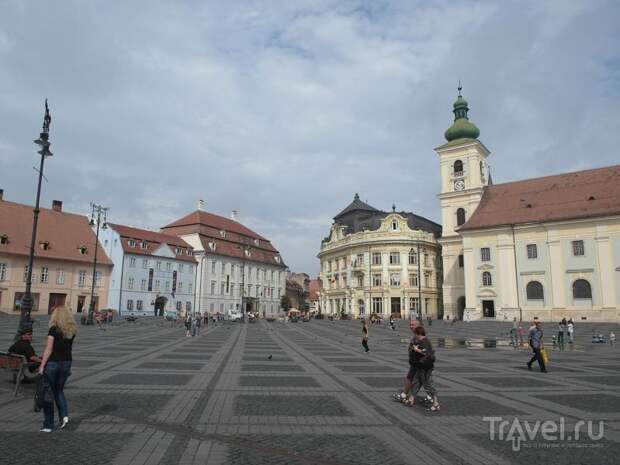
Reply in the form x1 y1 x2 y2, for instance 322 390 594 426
540 347 550 365
33 374 52 412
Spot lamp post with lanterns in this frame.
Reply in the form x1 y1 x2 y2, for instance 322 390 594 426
86 203 108 325
17 100 53 335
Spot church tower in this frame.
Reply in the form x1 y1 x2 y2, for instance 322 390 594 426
435 85 490 319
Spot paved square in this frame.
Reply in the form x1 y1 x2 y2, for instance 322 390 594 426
1 315 619 465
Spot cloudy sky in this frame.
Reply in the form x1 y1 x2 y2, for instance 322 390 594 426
1 1 619 275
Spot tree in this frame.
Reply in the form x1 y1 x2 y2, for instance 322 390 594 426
280 295 290 312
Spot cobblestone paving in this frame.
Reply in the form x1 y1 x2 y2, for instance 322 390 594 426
0 315 619 464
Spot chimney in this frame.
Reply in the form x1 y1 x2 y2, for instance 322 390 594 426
0 189 3 201
231 210 239 221
52 200 62 212
197 199 204 211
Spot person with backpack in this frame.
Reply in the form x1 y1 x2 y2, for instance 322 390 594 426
407 326 440 411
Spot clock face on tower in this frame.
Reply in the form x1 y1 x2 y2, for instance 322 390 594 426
454 179 465 191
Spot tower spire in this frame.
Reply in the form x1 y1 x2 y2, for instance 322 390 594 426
443 85 480 142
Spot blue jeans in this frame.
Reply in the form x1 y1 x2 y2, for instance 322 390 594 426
43 361 72 429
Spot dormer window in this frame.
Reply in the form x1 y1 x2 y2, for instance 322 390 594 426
391 219 398 231
140 241 147 249
254 239 259 246
128 240 136 247
208 242 216 251
274 255 280 263
219 230 226 238
78 245 88 255
245 248 251 257
176 247 182 254
39 241 50 250
1 234 9 244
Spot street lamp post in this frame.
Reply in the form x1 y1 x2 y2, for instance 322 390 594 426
18 100 53 335
86 203 108 325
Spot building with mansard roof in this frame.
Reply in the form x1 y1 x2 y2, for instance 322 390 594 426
437 87 620 322
161 205 287 319
318 195 442 319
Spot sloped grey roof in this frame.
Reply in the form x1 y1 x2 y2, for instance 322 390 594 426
334 193 380 220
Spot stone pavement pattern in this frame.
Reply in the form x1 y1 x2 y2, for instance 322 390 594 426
1 315 619 465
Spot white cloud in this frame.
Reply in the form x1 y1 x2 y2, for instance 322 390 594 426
1 0 619 275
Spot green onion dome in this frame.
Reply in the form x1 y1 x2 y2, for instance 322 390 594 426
444 88 480 142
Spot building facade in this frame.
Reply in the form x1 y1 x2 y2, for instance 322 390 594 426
0 192 113 314
99 224 197 316
286 272 310 311
437 88 620 322
318 195 442 319
161 207 287 319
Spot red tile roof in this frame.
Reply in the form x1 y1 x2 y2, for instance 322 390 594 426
459 165 620 231
161 210 286 268
107 223 197 263
0 199 113 266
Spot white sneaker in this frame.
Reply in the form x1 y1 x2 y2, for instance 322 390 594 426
60 417 69 429
40 428 53 433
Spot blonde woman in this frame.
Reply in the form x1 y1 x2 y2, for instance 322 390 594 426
37 306 77 432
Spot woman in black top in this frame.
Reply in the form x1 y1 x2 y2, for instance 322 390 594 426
38 306 77 432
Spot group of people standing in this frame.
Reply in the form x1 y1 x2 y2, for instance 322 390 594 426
184 313 205 337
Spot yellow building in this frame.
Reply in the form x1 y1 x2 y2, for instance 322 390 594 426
318 195 442 319
436 88 620 322
0 192 113 315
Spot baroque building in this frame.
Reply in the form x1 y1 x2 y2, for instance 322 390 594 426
318 195 442 319
437 87 620 322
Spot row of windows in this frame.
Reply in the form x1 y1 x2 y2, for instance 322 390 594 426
126 277 192 294
129 258 191 273
206 301 278 314
329 251 431 271
0 264 101 287
208 261 282 284
480 274 593 300
330 273 435 289
126 299 192 311
125 239 192 256
477 240 586 263
208 280 281 299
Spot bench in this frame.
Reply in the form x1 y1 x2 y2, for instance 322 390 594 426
0 351 30 396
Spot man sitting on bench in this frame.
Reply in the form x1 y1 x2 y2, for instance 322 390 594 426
8 328 41 374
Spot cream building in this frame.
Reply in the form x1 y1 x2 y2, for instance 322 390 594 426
318 195 442 319
437 87 620 322
0 192 113 315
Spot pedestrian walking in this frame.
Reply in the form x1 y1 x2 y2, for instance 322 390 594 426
37 306 77 432
389 315 396 331
510 317 518 347
195 313 202 336
408 326 440 411
558 318 567 350
392 320 428 406
610 332 616 346
527 320 547 373
184 314 192 337
361 319 370 352
567 318 575 344
517 325 525 347
190 315 197 337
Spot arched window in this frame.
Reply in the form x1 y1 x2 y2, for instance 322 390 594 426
454 160 463 175
526 281 544 300
482 271 492 286
573 279 592 299
456 208 466 226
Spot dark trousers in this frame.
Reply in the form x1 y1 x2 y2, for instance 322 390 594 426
42 361 72 429
528 347 546 372
362 338 369 352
